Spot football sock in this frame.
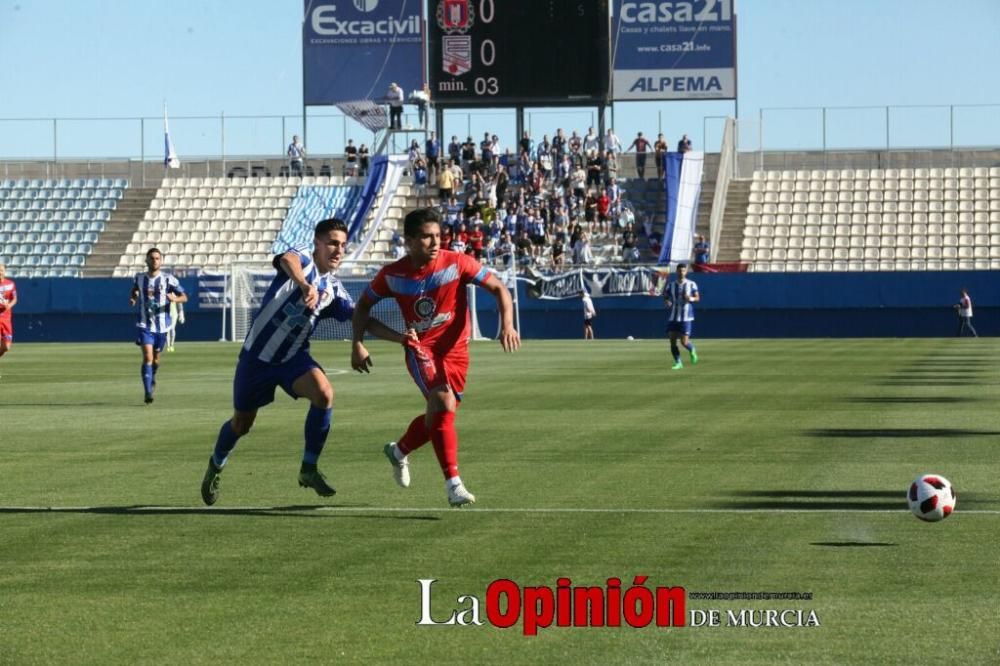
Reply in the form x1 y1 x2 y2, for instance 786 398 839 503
141 363 153 394
670 342 681 363
303 405 333 465
397 414 430 456
152 363 159 382
429 410 459 479
212 421 241 468
684 342 696 354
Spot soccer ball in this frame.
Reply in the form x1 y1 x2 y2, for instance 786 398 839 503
907 474 956 522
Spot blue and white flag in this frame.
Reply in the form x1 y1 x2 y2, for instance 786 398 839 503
658 151 703 265
164 106 180 169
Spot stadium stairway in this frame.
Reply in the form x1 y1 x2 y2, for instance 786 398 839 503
715 180 751 262
82 186 157 277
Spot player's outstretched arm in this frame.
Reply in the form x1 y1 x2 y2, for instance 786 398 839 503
481 273 520 352
279 251 318 310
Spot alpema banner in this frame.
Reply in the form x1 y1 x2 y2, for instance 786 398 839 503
612 0 736 100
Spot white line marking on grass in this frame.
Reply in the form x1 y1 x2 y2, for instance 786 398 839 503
2 506 998 515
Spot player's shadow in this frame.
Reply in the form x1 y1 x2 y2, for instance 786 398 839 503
0 402 116 408
875 380 979 387
716 490 902 511
843 396 980 404
807 428 1000 438
809 542 897 548
0 505 440 521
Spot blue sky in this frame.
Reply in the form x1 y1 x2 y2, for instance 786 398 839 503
0 0 998 159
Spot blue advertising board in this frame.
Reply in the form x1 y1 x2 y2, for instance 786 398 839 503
612 0 736 100
303 0 424 105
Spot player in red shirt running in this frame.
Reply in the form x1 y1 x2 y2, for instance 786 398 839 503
0 263 17 368
351 208 520 507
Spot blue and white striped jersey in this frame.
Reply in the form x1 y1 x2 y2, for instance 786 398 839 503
241 248 355 364
133 272 185 333
663 279 699 322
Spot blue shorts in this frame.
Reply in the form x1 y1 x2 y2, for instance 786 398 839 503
136 329 168 352
667 321 694 337
233 351 322 412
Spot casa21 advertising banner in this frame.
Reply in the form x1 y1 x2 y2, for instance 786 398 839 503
612 0 736 101
303 0 424 105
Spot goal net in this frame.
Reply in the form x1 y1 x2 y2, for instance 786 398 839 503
229 261 494 343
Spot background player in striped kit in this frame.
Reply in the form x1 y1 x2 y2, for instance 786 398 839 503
200 218 407 505
128 248 188 403
662 263 700 370
351 208 520 507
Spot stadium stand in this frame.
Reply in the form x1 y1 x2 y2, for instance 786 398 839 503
0 178 124 277
739 167 1000 272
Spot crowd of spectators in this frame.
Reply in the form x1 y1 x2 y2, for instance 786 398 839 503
397 126 692 271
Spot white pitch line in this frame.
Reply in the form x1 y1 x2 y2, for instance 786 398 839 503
1 506 998 515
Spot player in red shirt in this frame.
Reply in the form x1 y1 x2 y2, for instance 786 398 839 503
351 208 519 507
0 263 17 367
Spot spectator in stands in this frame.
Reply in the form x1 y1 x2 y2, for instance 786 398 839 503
581 290 596 339
586 150 603 188
597 188 611 237
480 132 495 173
495 232 514 268
515 229 534 267
569 130 583 157
358 144 370 176
287 135 306 176
391 236 407 260
583 126 601 155
460 136 477 176
519 131 534 157
654 133 669 179
677 134 692 153
552 128 567 159
408 139 421 165
627 131 652 179
413 83 431 128
604 128 623 155
603 149 619 185
448 135 462 164
386 82 405 130
468 223 485 260
955 288 978 337
425 131 440 182
693 235 711 265
413 156 429 203
574 230 594 265
344 139 358 176
438 160 455 202
495 168 509 203
551 235 566 269
621 224 639 263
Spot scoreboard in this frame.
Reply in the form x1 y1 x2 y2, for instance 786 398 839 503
428 0 610 106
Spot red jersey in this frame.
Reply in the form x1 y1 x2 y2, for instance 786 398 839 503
365 250 490 354
0 278 15 323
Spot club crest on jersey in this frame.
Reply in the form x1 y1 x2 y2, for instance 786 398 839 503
437 0 474 34
414 296 437 319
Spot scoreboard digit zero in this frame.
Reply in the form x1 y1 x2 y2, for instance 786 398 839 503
428 0 610 106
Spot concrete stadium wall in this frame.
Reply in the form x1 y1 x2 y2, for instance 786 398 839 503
7 272 997 342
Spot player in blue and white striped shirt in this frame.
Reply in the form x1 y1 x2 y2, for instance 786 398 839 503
201 218 408 505
662 263 700 370
129 248 188 404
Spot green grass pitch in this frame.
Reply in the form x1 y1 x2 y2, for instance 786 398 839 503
0 339 997 664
